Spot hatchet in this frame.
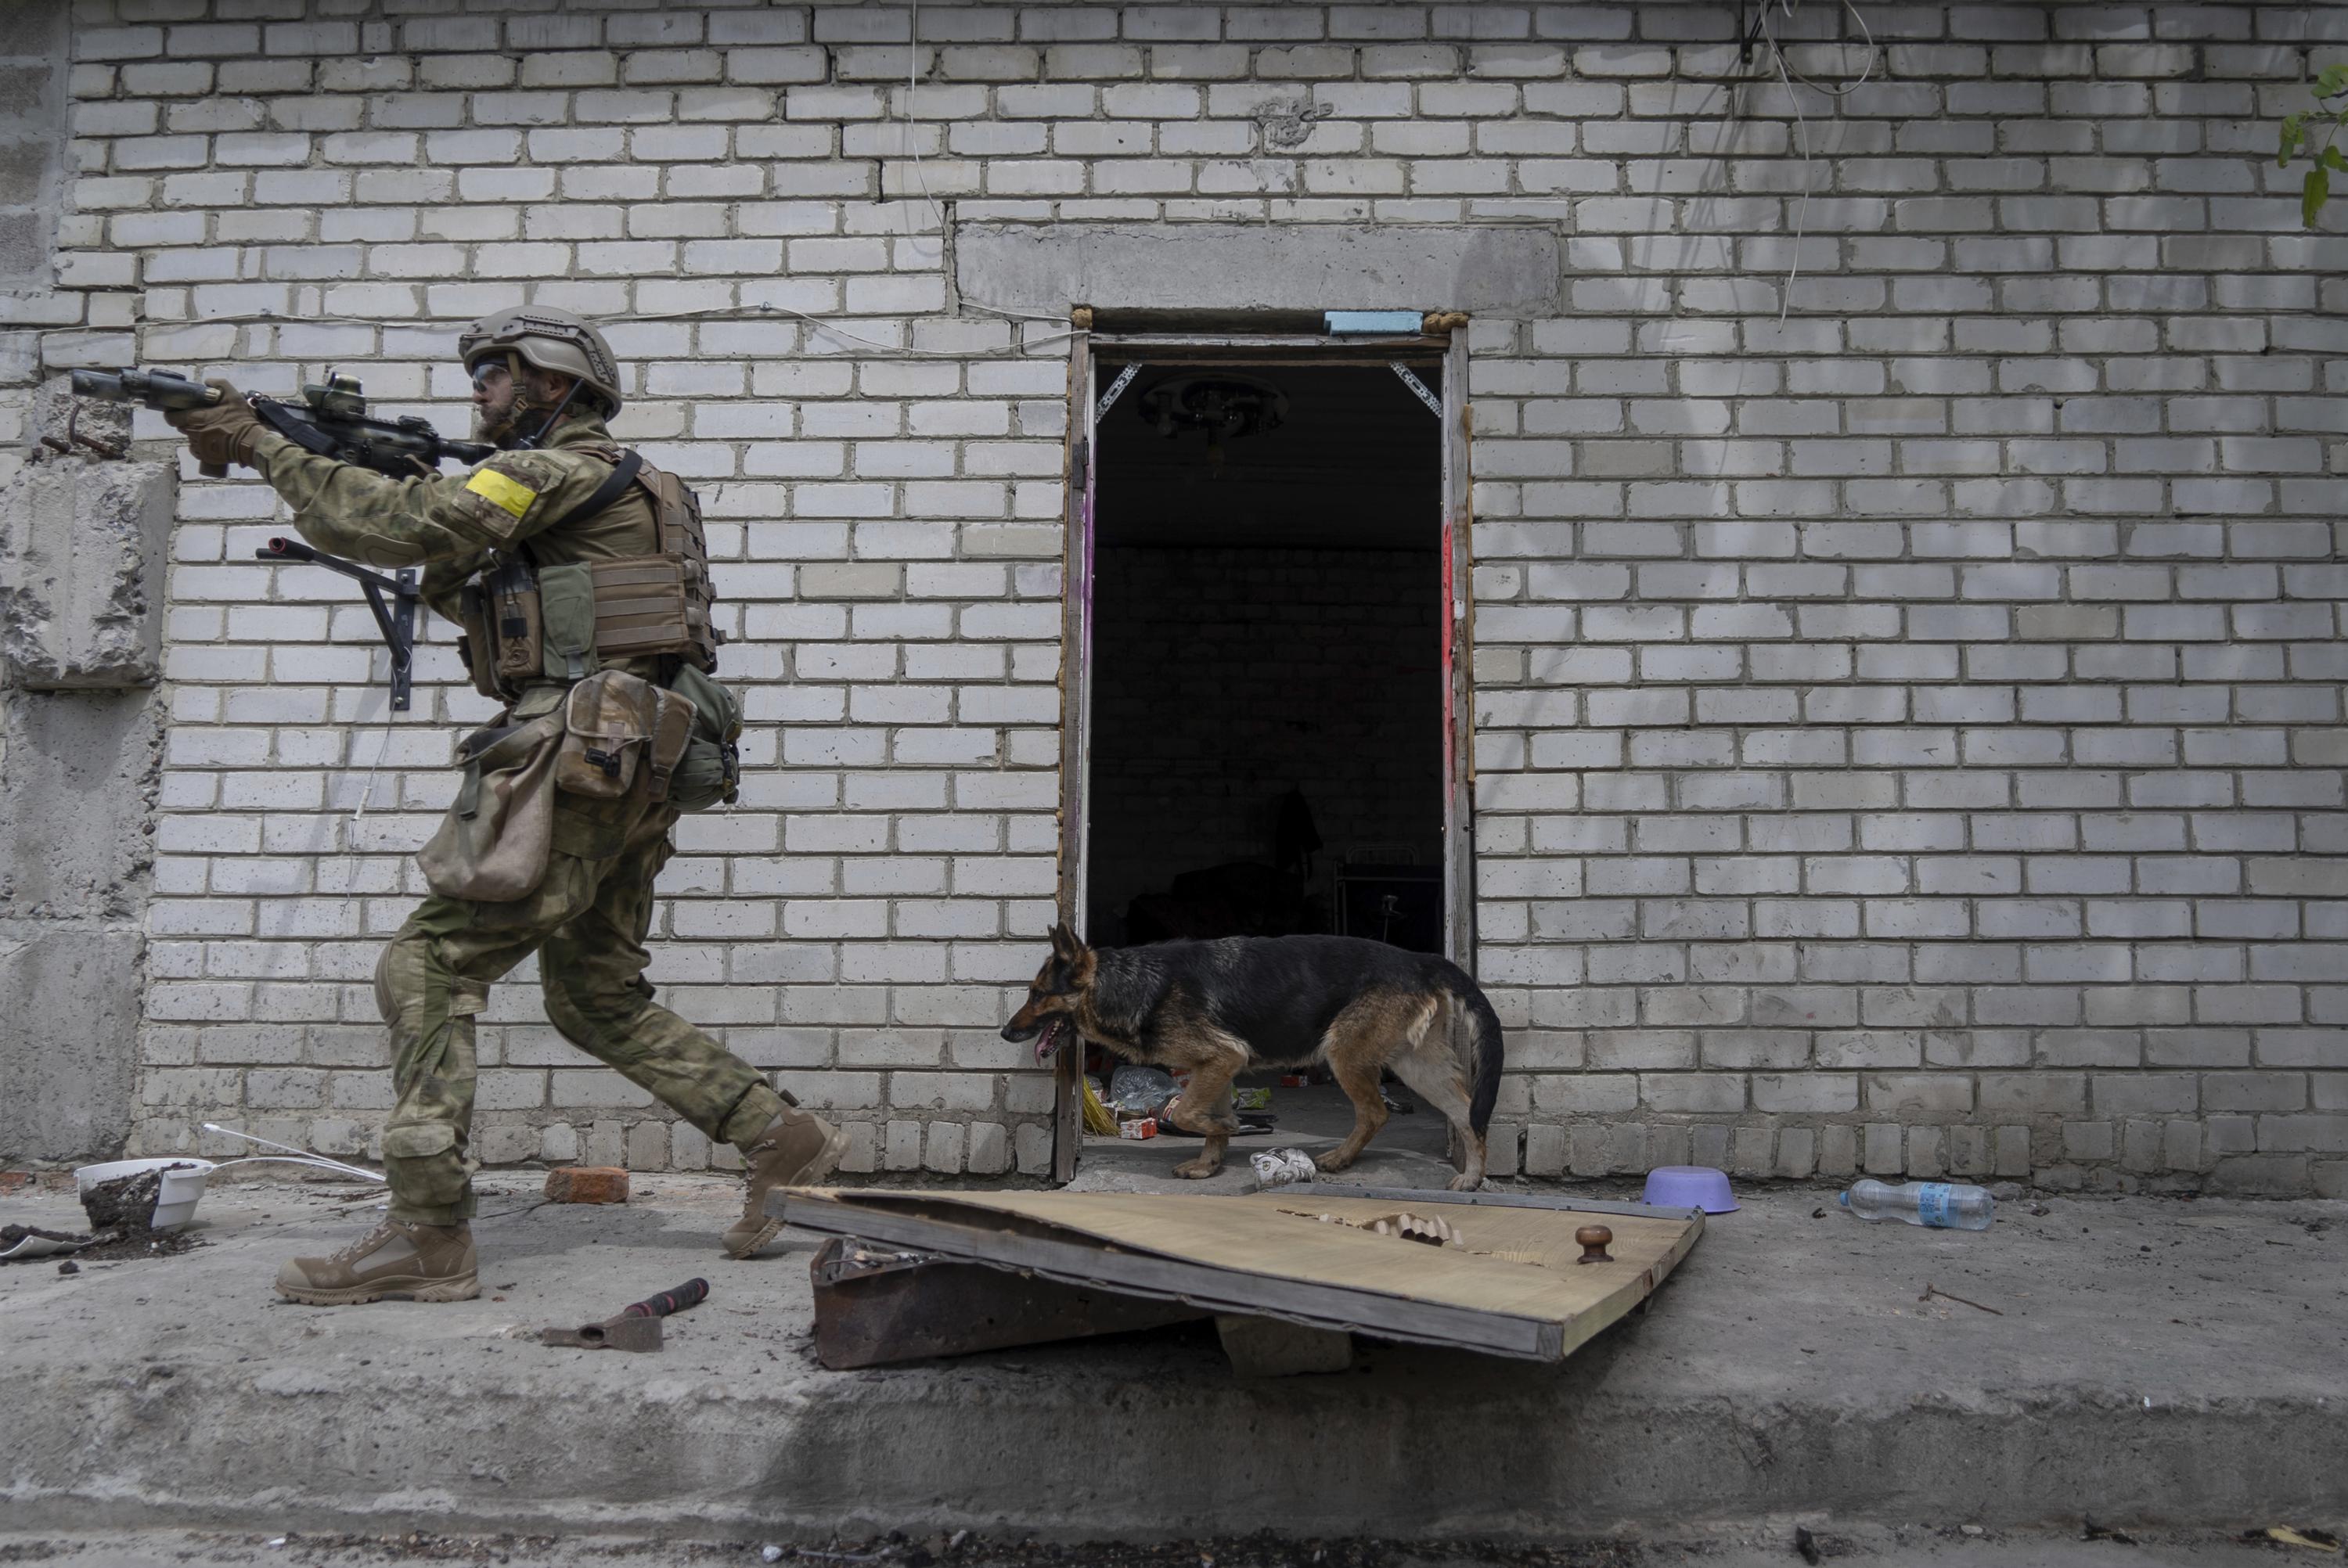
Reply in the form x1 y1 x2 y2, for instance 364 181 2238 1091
541 1277 708 1352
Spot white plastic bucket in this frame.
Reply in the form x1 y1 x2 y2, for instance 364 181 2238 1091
72 1157 214 1232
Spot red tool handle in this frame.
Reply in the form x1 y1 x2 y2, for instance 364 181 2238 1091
623 1278 708 1319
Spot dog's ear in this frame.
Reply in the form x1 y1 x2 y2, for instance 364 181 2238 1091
1049 922 1082 962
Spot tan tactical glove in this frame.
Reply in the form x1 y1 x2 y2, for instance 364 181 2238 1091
163 378 265 470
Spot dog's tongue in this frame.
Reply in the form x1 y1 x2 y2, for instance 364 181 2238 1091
1034 1018 1062 1063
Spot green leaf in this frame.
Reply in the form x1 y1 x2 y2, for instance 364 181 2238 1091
2281 113 2304 165
2319 62 2348 96
2326 146 2348 173
2304 164 2332 228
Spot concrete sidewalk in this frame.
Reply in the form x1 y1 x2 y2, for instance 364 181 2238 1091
2 1156 2343 1545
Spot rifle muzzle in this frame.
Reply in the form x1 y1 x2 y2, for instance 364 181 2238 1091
69 367 221 412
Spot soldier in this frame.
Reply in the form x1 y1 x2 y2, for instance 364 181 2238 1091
165 307 844 1304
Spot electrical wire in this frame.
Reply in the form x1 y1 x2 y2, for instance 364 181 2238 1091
899 0 1076 330
85 300 1074 357
347 709 394 829
1756 0 1879 324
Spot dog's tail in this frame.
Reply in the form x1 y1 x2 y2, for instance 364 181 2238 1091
1430 960 1506 1135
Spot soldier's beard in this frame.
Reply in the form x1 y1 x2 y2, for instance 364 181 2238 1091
481 389 573 449
473 394 519 448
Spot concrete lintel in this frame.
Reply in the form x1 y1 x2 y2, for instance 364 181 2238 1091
0 455 172 689
954 221 1561 318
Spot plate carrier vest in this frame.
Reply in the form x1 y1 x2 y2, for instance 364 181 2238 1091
455 443 722 702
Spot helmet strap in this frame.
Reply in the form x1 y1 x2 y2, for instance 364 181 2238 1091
517 375 582 450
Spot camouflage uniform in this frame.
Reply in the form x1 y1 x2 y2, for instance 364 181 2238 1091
252 415 789 1225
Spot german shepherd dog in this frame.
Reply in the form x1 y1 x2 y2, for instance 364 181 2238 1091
1001 927 1506 1189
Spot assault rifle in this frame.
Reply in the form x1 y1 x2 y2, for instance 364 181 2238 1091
70 367 494 481
70 367 445 712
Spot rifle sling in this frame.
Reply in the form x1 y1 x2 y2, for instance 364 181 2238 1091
546 451 643 534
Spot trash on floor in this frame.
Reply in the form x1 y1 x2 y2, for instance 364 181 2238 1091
1840 1178 1996 1230
1249 1148 1318 1188
1079 1074 1120 1135
2253 1526 2342 1552
542 1167 632 1205
1107 1063 1179 1117
776 1183 1704 1375
540 1276 708 1352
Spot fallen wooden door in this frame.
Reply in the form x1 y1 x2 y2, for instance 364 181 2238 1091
779 1184 1703 1368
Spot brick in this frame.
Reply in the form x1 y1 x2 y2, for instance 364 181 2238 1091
542 1167 631 1204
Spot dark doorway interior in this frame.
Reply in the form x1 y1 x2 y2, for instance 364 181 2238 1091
1086 363 1446 953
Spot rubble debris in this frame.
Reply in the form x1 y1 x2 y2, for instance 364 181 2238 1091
80 1167 165 1232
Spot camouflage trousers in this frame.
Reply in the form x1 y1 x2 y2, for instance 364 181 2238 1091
375 782 786 1225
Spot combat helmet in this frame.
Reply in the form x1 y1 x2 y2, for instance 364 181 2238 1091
459 305 624 416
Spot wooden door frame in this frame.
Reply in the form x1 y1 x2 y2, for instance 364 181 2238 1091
1050 326 1094 1183
1048 326 1473 1183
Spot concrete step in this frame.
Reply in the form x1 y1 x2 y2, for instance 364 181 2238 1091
2 1174 2342 1540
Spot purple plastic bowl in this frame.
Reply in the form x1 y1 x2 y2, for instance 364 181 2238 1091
1643 1164 1739 1214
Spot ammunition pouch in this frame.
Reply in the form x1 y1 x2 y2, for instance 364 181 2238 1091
458 559 546 703
537 561 599 685
554 668 696 802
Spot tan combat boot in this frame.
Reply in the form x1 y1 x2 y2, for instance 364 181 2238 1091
274 1220 479 1306
724 1106 848 1258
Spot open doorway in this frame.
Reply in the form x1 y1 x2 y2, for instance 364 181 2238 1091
1086 361 1449 954
1061 354 1455 1165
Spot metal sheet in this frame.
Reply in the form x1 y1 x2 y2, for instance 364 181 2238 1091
808 1237 1207 1369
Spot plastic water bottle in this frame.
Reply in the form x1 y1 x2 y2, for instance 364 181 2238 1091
1838 1178 1995 1230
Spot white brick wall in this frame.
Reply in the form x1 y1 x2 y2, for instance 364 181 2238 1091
26 0 2348 1194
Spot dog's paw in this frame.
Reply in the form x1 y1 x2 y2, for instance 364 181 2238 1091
1172 1158 1222 1180
1447 1173 1486 1192
1313 1150 1356 1174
